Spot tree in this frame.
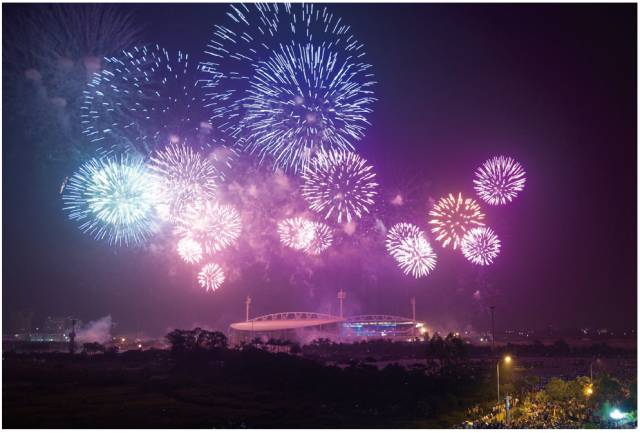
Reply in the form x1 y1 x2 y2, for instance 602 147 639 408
444 333 467 360
82 341 105 354
166 328 228 354
594 373 625 405
546 377 571 401
165 329 198 354
550 339 570 356
428 333 445 359
196 330 228 350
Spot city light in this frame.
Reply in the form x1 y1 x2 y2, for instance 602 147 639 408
504 355 512 364
610 409 626 420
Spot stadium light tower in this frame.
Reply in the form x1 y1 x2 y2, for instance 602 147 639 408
489 305 496 352
411 297 416 322
411 297 416 338
337 289 346 318
245 296 252 322
68 319 76 354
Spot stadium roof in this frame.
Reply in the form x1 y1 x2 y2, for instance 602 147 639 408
230 312 343 332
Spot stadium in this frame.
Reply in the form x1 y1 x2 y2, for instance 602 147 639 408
229 295 428 345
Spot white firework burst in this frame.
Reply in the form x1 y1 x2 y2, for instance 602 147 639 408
386 223 437 278
473 156 526 205
239 43 375 172
62 153 158 246
81 45 227 157
198 263 225 292
278 217 315 250
175 201 241 254
199 4 375 172
461 226 501 266
304 221 334 255
301 149 378 224
177 237 203 264
148 142 220 222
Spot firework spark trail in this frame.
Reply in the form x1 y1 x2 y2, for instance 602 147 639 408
461 226 501 266
199 4 376 172
62 153 158 246
174 201 241 254
473 156 526 205
198 262 225 292
386 223 437 278
6 4 141 73
428 193 485 249
148 142 220 222
4 4 143 162
301 149 378 224
81 45 229 158
177 238 203 264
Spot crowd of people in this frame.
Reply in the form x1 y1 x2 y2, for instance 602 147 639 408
461 397 592 428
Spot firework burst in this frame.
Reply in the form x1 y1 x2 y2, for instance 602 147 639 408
199 4 375 172
386 223 437 278
148 142 220 222
461 226 501 266
62 154 158 246
198 263 225 292
305 221 334 255
428 193 485 249
473 156 526 205
301 149 378 224
177 238 203 264
239 43 375 172
278 217 315 251
175 201 241 254
81 45 224 156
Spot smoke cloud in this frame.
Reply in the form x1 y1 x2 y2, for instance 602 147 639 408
76 315 113 344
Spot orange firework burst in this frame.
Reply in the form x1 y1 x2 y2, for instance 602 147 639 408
428 193 485 249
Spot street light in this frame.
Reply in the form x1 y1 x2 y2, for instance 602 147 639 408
497 355 512 403
610 409 626 420
610 408 627 427
584 385 594 397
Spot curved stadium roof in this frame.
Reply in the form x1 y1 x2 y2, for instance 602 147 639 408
230 313 418 332
230 312 343 332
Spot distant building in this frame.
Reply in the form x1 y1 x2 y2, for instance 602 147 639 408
44 316 81 334
8 310 34 334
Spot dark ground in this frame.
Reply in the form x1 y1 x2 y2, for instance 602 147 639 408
2 348 482 428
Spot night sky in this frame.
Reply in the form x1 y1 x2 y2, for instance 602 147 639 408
3 3 636 337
